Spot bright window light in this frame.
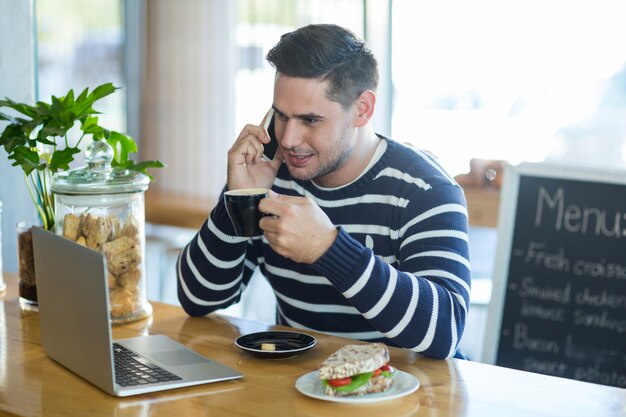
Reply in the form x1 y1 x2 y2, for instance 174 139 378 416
392 0 626 175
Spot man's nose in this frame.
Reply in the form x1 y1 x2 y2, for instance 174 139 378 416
278 119 302 150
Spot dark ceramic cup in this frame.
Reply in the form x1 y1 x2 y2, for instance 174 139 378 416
224 188 269 237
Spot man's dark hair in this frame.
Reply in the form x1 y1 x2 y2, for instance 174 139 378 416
266 24 378 109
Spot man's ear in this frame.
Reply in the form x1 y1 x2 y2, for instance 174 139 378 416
354 90 376 128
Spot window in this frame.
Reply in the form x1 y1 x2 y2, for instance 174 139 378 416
234 0 364 129
37 0 126 135
391 0 626 175
141 0 364 199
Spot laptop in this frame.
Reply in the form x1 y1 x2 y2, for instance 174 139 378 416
32 227 243 397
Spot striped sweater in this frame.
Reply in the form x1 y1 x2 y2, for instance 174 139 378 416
177 137 471 359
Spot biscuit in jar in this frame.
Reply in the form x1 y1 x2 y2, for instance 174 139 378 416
117 267 141 289
120 215 140 240
63 214 81 241
109 287 136 318
84 215 112 250
103 235 141 275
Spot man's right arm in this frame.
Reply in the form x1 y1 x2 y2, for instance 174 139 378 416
176 195 257 316
178 115 281 316
178 113 281 315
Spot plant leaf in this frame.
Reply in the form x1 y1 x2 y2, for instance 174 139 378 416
72 87 97 118
35 136 57 146
107 131 137 164
48 147 81 172
117 160 166 180
0 98 40 118
34 100 52 117
72 83 118 118
8 146 42 175
0 111 15 122
75 87 89 106
80 115 99 132
63 89 75 108
80 115 106 140
49 94 74 128
39 123 68 140
89 83 117 102
0 124 29 152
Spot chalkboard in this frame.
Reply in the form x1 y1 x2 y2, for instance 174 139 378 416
482 162 626 388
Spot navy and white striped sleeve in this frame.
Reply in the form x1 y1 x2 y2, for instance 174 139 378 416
176 195 259 316
312 183 471 359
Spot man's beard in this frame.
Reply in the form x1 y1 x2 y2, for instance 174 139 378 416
287 127 353 183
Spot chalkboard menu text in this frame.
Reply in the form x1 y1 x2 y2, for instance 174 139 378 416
483 163 626 388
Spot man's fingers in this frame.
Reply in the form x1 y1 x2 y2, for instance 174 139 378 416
268 190 280 199
261 193 306 212
235 124 270 145
259 215 278 233
273 193 309 205
259 194 313 224
231 135 265 164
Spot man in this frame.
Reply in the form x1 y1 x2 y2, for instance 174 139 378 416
177 24 470 359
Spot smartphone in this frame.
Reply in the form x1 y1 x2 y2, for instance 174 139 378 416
262 108 279 161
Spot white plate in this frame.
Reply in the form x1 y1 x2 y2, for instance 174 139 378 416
295 370 420 404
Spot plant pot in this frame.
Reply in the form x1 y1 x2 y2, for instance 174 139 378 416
17 221 38 310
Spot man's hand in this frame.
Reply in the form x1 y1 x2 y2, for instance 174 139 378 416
259 193 339 264
227 111 283 190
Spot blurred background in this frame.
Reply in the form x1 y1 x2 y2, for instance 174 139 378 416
33 0 626 184
2 0 626 361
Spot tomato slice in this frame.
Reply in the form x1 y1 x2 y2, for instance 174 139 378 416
381 364 391 372
326 377 352 387
372 368 382 377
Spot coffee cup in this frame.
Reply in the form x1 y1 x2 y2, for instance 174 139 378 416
224 188 269 237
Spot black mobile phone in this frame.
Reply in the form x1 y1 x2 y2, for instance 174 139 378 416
262 108 279 161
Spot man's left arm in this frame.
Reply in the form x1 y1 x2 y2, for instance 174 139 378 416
311 184 471 359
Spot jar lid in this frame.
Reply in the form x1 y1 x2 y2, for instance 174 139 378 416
51 141 149 195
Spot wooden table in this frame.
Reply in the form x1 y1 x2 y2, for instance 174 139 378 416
0 273 624 417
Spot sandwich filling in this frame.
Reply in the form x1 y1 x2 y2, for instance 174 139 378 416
319 343 396 396
322 364 395 394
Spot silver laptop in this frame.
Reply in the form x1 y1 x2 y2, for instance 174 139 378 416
32 227 243 397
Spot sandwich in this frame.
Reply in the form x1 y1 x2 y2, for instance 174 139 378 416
319 343 396 397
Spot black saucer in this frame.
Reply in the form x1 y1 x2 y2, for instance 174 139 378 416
235 331 317 359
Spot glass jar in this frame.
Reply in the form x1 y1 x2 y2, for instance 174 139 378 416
16 221 38 308
51 141 152 324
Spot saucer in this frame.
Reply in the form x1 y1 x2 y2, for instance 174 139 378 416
235 331 317 359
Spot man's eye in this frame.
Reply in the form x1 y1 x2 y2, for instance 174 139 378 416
303 117 319 125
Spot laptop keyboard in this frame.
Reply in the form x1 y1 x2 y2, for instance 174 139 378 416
113 343 183 387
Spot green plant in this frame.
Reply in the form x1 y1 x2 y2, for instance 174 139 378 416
0 83 164 230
